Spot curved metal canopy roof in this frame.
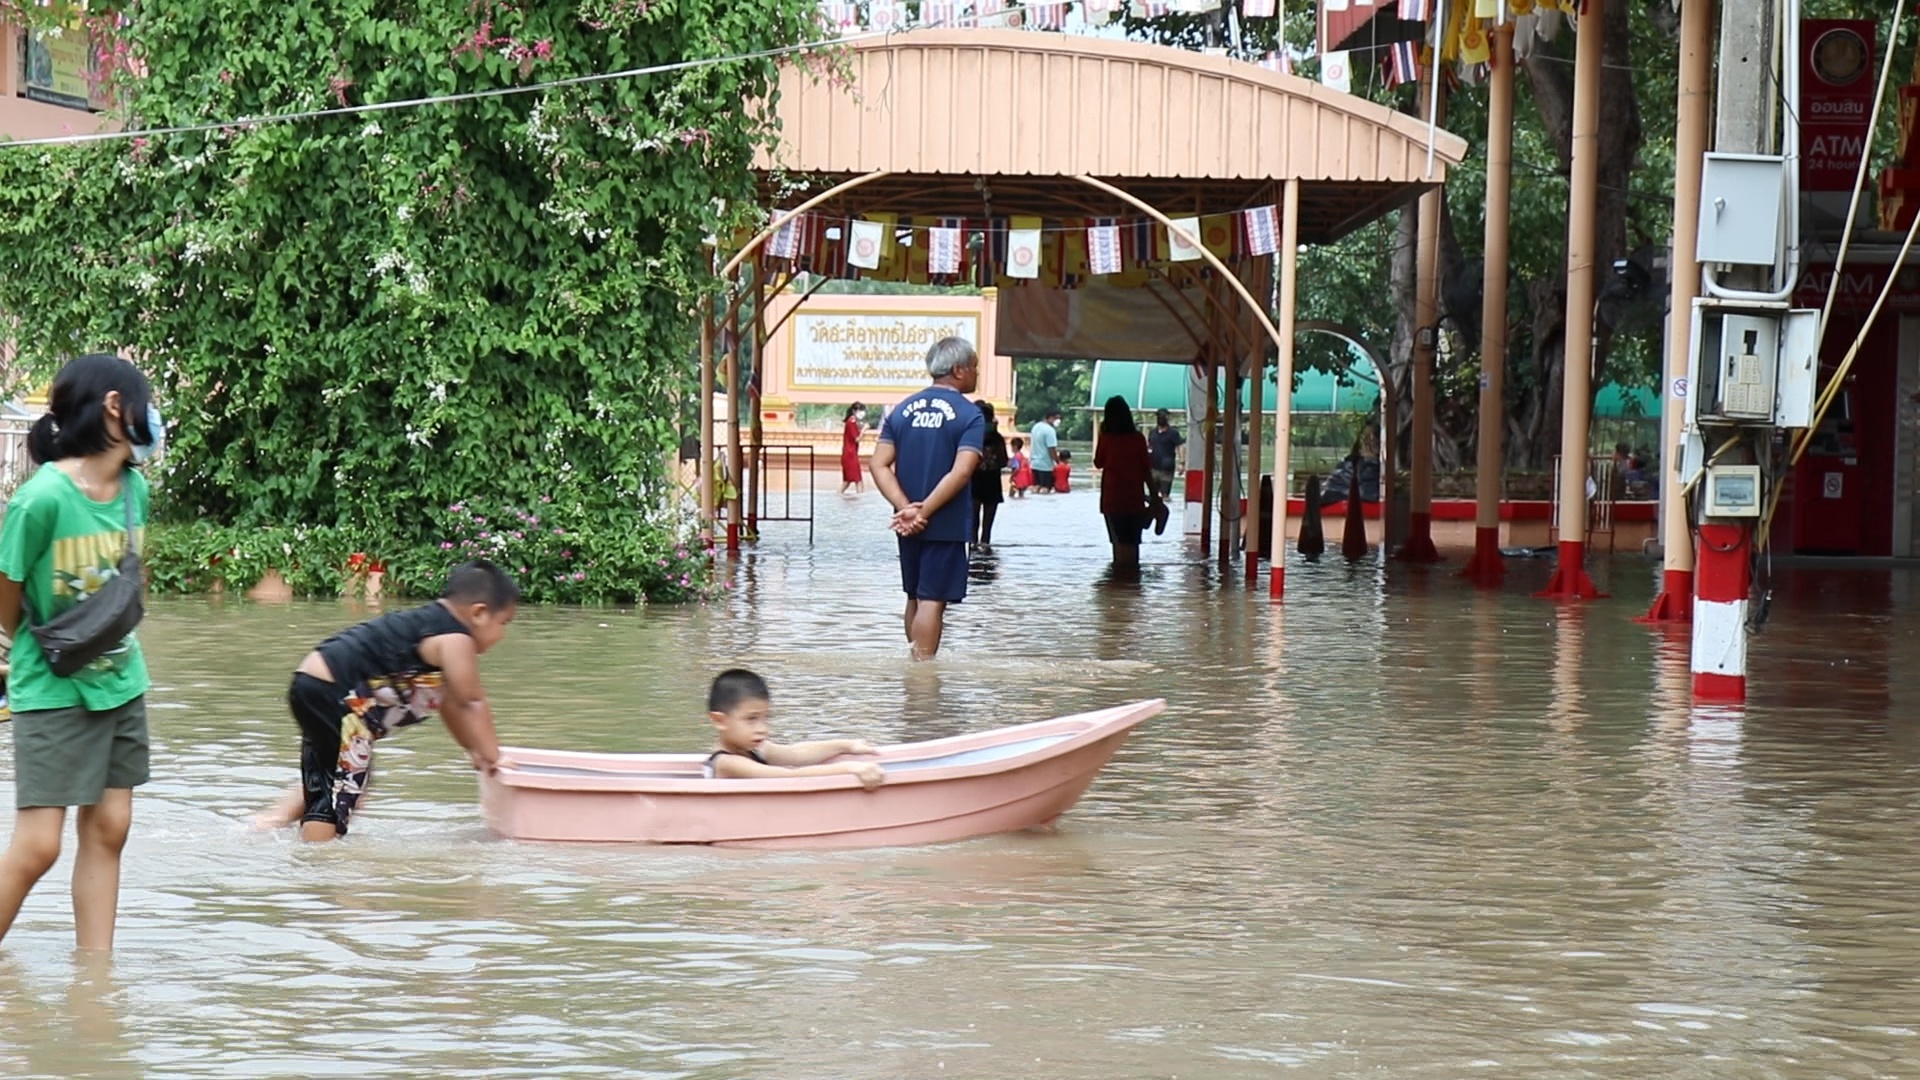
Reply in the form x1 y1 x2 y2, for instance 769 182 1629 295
755 29 1470 244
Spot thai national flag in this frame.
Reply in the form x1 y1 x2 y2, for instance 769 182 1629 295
1397 0 1431 19
1385 40 1419 87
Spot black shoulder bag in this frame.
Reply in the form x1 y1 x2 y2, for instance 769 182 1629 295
28 476 146 678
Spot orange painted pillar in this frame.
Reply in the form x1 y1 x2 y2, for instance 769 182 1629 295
1463 23 1515 586
1641 0 1713 622
1537 0 1607 601
1270 179 1301 599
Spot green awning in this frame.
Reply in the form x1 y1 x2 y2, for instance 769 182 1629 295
1594 382 1660 418
1088 358 1380 415
1090 360 1661 419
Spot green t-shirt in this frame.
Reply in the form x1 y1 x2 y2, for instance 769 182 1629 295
0 465 151 712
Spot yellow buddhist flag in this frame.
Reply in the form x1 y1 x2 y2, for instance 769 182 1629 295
1062 218 1091 279
1441 0 1468 62
1460 18 1491 65
1200 213 1238 261
1474 0 1502 17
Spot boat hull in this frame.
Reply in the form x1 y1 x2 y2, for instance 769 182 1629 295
478 699 1163 849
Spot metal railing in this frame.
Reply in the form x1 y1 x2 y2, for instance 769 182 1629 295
752 444 816 544
1550 454 1618 553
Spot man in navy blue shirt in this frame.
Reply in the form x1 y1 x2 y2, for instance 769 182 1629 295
872 337 986 660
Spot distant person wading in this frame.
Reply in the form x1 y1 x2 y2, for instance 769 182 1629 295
840 402 868 496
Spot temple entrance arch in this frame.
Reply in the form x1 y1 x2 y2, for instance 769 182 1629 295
705 29 1467 595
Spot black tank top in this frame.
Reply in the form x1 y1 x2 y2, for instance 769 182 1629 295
314 602 471 737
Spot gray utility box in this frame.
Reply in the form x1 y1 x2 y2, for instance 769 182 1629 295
1686 299 1819 428
1696 153 1788 268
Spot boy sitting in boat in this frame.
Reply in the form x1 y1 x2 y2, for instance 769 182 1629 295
706 669 884 789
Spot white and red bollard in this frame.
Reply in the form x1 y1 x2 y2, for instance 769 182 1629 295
1690 523 1750 702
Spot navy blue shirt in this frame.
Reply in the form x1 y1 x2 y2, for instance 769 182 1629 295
880 386 986 543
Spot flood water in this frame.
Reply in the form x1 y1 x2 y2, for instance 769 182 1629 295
3 486 1919 1078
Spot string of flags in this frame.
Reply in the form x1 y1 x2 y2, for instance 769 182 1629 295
756 205 1291 288
816 0 1290 34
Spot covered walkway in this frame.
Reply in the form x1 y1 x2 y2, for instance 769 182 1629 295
705 28 1467 595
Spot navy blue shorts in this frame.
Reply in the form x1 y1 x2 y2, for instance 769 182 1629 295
898 537 969 603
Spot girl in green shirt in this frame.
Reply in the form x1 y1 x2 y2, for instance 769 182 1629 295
0 354 162 953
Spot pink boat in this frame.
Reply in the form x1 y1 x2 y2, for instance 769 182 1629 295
478 699 1164 848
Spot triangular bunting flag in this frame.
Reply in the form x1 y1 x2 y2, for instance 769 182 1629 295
1244 205 1279 257
847 219 884 270
1460 18 1491 65
868 0 904 32
1320 50 1352 93
1200 214 1238 261
1031 0 1068 30
767 211 804 261
1088 220 1122 275
1242 0 1277 14
1167 217 1204 262
1007 217 1043 279
1385 40 1419 87
929 223 963 275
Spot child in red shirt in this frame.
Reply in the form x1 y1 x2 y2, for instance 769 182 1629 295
1009 437 1032 498
1053 450 1072 493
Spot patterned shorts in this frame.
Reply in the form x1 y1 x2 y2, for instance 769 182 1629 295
289 672 377 835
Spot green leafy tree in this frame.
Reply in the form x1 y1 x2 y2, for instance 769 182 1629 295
0 0 821 601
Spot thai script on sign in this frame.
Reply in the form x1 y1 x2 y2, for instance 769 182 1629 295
791 313 980 390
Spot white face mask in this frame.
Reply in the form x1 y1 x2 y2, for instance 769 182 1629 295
130 403 166 465
855 410 866 421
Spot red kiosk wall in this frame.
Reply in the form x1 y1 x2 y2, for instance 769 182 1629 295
1791 313 1896 555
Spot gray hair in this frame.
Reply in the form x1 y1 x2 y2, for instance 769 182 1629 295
925 336 977 378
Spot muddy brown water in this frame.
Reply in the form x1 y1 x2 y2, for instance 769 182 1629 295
1 489 1917 1078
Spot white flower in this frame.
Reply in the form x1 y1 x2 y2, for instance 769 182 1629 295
395 205 413 222
360 122 383 138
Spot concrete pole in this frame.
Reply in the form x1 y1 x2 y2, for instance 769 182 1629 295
724 295 744 553
1396 55 1447 563
1464 22 1516 587
698 293 716 542
1691 0 1780 701
1270 178 1302 599
1201 348 1218 555
1536 0 1607 600
748 266 770 541
1642 0 1715 623
1220 351 1243 568
1245 266 1267 584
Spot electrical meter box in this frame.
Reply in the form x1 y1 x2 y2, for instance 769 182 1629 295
1703 463 1763 519
1696 153 1787 267
1686 300 1817 427
1717 313 1779 420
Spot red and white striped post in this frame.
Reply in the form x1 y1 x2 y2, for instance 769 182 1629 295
1690 523 1750 701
